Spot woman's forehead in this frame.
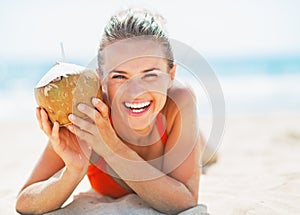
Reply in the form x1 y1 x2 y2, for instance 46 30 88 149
102 39 167 72
115 56 168 72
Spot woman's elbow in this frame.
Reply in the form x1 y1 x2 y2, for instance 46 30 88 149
176 198 198 214
162 195 198 215
15 193 42 215
15 194 29 214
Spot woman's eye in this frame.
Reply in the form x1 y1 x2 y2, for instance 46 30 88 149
146 73 158 77
112 75 126 79
143 73 158 80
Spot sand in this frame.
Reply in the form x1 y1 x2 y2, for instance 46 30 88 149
199 113 300 214
1 113 300 214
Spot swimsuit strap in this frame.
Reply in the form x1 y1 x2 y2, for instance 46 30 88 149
156 113 168 145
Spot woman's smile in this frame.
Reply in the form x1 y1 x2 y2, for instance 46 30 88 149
124 100 152 116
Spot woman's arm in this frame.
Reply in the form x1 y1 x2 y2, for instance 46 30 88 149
16 141 87 214
68 88 202 214
103 137 201 214
107 88 200 214
16 109 90 214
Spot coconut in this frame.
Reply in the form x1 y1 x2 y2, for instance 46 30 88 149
34 62 102 126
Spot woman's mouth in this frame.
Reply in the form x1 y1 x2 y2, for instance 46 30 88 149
124 101 152 115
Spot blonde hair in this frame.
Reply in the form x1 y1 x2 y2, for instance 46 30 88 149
98 8 174 75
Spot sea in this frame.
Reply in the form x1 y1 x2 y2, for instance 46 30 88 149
0 55 300 122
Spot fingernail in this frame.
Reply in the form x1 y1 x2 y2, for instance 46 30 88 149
92 98 100 105
68 114 76 121
41 111 46 119
77 103 85 111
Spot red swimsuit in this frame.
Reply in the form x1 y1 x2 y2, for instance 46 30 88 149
86 115 167 198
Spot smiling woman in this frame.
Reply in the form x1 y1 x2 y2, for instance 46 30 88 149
15 8 207 215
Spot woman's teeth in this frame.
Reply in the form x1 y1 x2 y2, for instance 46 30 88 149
124 101 151 112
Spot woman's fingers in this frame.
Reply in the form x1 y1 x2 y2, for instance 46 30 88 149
74 99 110 132
77 99 108 118
49 121 65 156
77 139 92 160
68 114 98 135
67 124 94 144
92 98 109 119
40 109 52 137
76 103 99 121
36 107 43 129
51 121 60 142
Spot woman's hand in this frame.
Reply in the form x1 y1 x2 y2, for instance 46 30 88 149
36 108 91 175
66 98 116 158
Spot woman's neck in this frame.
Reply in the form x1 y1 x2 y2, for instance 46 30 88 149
115 120 157 147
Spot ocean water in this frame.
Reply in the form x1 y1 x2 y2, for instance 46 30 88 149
208 56 300 115
0 56 300 122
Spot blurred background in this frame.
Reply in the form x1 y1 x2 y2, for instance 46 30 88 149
1 1 300 214
1 0 300 122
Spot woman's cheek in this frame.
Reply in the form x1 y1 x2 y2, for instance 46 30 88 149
106 84 119 105
154 93 167 112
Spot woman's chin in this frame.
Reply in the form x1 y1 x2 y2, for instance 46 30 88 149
127 117 152 135
111 104 158 135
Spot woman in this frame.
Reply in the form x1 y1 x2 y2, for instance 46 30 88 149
16 8 205 214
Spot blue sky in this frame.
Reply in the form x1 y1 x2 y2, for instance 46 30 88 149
1 0 300 63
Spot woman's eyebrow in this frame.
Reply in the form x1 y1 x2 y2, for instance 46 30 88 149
142 68 161 73
110 68 160 74
109 70 127 74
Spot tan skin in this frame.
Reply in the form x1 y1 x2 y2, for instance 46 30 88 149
16 40 203 215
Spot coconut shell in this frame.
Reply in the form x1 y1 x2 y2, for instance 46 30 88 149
34 62 102 126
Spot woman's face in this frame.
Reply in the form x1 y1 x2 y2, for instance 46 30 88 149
101 39 175 134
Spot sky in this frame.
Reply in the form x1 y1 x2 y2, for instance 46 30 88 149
1 0 300 63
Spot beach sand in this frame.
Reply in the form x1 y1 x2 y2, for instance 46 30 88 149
199 113 300 214
1 113 300 214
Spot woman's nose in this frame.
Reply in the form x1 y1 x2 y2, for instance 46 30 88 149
125 77 146 97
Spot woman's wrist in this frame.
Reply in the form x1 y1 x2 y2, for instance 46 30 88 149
62 166 87 182
100 135 131 161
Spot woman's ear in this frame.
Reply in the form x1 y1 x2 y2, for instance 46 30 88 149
100 77 107 94
96 68 101 77
97 68 108 94
169 64 176 81
167 64 176 89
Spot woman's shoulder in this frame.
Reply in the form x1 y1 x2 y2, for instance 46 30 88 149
162 83 197 120
167 82 196 107
162 82 198 136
